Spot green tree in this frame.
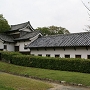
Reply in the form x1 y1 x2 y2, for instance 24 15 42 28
36 26 70 35
49 26 59 35
49 26 70 34
58 27 70 34
36 27 51 35
0 14 10 33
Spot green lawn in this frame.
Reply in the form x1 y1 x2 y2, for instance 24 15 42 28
0 72 52 90
0 84 14 90
0 61 90 86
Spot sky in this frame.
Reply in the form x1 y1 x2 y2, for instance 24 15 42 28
0 0 90 33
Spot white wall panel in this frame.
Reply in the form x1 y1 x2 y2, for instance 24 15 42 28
0 40 3 49
30 47 90 59
3 43 14 51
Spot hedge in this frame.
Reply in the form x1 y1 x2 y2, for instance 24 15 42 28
11 55 90 73
0 51 22 63
0 51 90 73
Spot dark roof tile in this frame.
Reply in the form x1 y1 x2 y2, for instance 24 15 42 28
0 34 14 42
10 21 34 31
14 30 41 41
27 32 90 48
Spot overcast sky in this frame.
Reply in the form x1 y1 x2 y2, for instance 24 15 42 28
0 0 90 33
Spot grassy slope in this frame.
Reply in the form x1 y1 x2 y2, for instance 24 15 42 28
0 84 14 90
0 61 90 86
0 72 52 90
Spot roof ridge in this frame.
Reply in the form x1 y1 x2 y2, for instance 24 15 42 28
10 21 34 31
42 32 90 38
11 21 29 26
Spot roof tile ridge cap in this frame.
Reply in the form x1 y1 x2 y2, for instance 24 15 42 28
46 34 69 37
11 21 29 26
70 32 89 35
28 21 34 30
42 33 85 37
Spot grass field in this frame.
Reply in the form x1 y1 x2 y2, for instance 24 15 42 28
0 72 52 90
0 61 90 86
0 84 14 90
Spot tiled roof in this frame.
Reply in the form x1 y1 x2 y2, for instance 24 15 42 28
14 30 41 41
10 21 34 31
0 34 14 42
27 32 90 48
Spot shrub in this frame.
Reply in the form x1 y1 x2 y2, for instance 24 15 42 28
0 51 21 63
11 55 90 73
1 51 90 73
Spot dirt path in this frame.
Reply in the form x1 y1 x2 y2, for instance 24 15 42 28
48 83 90 90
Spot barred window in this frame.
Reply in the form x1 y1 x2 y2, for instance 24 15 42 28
4 45 7 49
75 55 81 58
38 54 42 56
55 54 60 58
65 55 70 58
46 54 50 57
87 55 90 59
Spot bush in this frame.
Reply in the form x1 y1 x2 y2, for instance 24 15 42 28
11 55 90 73
0 51 22 63
1 51 90 73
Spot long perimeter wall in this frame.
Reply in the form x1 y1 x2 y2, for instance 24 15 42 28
30 47 90 59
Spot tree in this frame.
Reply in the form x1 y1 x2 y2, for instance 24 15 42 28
36 27 51 35
48 26 70 34
0 14 10 33
58 27 70 34
36 26 70 35
81 0 90 31
81 0 90 11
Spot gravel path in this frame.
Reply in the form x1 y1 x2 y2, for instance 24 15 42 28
48 83 90 90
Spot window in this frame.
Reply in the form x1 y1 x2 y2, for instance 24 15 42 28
15 46 19 51
75 55 81 58
87 55 90 59
46 54 50 57
55 54 60 58
65 55 70 58
4 45 7 49
38 54 42 56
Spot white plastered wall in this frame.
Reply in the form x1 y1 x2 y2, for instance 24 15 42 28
30 47 90 59
15 34 41 52
3 43 14 51
15 41 30 52
0 40 3 49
